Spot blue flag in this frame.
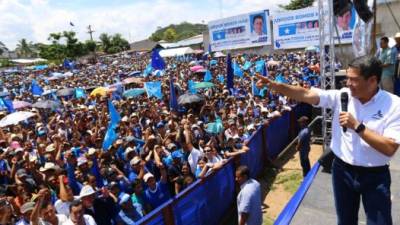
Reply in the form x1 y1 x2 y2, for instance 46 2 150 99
169 76 178 112
233 61 243 77
108 100 121 128
252 78 260 96
0 98 14 113
31 79 43 96
217 74 224 84
204 70 212 82
75 88 86 99
255 60 265 73
102 125 117 150
143 64 153 77
151 49 165 70
279 24 297 36
188 80 197 94
226 54 234 93
243 61 252 70
144 81 163 99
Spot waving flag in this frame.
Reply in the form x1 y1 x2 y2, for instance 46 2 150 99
108 99 121 127
102 125 117 150
204 70 212 82
151 49 165 70
233 61 243 77
169 75 178 112
75 88 86 99
143 64 153 77
188 80 197 94
243 61 252 71
251 77 260 96
226 54 234 93
0 98 14 113
144 81 162 99
31 79 43 96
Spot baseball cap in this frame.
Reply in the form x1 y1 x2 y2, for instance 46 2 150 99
130 156 141 166
45 144 55 153
77 156 88 167
171 150 183 159
79 185 96 198
143 173 155 183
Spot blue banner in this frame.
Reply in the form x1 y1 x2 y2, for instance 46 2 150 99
145 81 163 99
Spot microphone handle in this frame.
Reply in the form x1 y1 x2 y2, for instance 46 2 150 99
343 126 347 132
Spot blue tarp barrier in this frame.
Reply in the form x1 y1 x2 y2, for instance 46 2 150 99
173 161 235 225
274 162 320 225
136 199 171 225
265 112 291 160
240 127 265 178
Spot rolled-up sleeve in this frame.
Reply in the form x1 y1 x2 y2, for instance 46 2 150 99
311 87 340 109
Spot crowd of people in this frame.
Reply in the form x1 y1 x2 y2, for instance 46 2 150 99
0 49 322 225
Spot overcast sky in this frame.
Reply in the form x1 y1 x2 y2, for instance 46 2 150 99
0 0 291 49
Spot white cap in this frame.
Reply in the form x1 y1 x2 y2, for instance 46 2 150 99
45 144 55 153
143 173 155 183
121 116 129 122
125 147 135 157
130 156 141 165
77 156 88 166
79 185 96 198
87 148 97 155
39 162 56 172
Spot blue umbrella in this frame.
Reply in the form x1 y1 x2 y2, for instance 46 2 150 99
193 82 215 89
123 88 146 98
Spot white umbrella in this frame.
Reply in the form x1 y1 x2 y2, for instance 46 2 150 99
0 111 36 127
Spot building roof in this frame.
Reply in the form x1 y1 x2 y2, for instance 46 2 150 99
130 39 163 52
159 35 203 49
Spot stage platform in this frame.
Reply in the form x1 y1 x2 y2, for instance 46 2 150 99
291 152 400 225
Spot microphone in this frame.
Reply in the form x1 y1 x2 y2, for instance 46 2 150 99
340 92 348 133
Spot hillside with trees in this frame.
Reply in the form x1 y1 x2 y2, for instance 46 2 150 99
149 22 207 42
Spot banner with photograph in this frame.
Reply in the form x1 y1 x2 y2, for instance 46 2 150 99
273 7 356 49
208 10 272 51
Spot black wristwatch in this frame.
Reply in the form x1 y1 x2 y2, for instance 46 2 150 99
355 123 366 133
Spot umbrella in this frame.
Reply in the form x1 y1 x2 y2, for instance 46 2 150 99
122 77 144 85
0 111 36 127
13 101 32 109
127 71 141 76
190 65 204 72
178 93 205 105
32 100 59 109
189 61 197 66
56 88 75 97
108 82 123 89
194 82 215 89
123 88 146 98
90 87 109 97
42 89 57 96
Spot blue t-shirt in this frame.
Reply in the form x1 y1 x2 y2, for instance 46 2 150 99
144 182 170 209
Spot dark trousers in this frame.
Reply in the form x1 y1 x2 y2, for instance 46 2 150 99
299 148 311 177
332 157 392 225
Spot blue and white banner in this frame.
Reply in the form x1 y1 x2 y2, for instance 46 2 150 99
273 7 356 49
208 10 272 51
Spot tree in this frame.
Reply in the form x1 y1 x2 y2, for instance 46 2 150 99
163 28 177 42
279 0 314 10
85 40 97 52
99 33 112 53
15 39 34 58
0 41 8 56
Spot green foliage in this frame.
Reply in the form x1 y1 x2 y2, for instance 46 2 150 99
15 39 37 58
0 58 14 68
163 28 178 42
149 22 207 42
275 170 303 194
279 0 314 10
39 31 90 61
85 40 97 52
99 33 129 54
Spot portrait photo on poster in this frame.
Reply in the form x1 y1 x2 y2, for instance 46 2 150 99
249 13 267 36
337 7 356 32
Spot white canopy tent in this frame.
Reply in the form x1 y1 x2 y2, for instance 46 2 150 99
11 58 47 64
159 47 195 57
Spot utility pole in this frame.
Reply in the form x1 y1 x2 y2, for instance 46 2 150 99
87 25 95 41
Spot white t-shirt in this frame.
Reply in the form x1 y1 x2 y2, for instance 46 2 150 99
34 214 69 225
62 215 97 225
54 197 79 217
188 147 203 174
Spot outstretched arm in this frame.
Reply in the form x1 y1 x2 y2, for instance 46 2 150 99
256 74 320 105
